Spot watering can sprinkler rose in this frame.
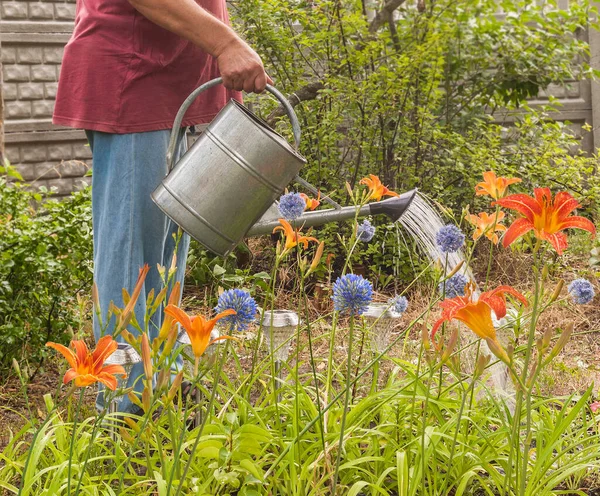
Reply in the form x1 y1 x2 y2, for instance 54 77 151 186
152 78 416 256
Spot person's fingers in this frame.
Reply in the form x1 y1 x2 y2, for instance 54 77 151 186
232 76 245 92
243 75 256 94
221 74 234 90
253 71 268 93
266 74 274 86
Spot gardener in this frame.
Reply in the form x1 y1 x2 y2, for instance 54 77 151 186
52 0 271 413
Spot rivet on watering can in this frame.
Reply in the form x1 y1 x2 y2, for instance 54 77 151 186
363 303 403 354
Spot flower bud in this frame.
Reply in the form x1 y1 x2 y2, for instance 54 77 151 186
548 323 574 360
474 354 491 379
446 260 465 279
166 372 184 405
542 326 553 350
141 333 153 381
549 280 565 304
486 338 510 365
12 358 22 380
421 325 431 352
142 385 151 412
542 265 549 281
441 328 459 363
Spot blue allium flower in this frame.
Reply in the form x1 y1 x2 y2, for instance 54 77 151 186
436 224 465 253
332 274 373 316
357 219 376 242
568 279 595 304
388 295 408 315
214 289 258 331
278 192 306 221
439 273 470 299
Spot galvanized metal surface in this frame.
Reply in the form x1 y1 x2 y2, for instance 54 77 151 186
248 189 417 236
152 77 307 257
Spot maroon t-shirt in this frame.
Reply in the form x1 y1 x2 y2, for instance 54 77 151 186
53 0 241 134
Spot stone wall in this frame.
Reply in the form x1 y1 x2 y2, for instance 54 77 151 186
2 0 91 196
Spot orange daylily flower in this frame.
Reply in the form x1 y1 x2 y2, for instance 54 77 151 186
273 218 319 253
466 211 507 244
46 335 126 390
164 305 236 359
494 188 596 255
300 192 321 210
431 284 527 362
475 171 521 200
359 174 399 201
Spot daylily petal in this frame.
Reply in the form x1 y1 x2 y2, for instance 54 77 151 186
502 217 534 248
72 340 90 365
495 194 541 220
92 335 118 370
553 192 580 220
431 318 446 338
541 231 569 255
96 372 119 391
63 368 79 385
46 342 78 369
101 364 127 377
559 216 596 236
165 304 194 333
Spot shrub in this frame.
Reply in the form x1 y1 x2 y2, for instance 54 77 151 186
0 170 92 370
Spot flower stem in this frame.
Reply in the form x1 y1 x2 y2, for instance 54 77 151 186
175 342 229 496
332 315 355 494
67 388 85 496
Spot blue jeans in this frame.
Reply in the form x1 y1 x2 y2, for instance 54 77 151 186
86 129 190 413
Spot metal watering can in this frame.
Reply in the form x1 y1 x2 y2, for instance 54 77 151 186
152 78 416 256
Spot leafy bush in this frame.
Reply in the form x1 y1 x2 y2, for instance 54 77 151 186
0 169 92 370
230 0 599 276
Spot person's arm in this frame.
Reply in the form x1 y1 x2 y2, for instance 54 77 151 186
127 0 272 93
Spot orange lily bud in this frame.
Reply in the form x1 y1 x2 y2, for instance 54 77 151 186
141 333 152 381
128 392 144 410
306 241 325 277
120 428 135 444
441 327 459 363
167 372 184 404
142 385 151 412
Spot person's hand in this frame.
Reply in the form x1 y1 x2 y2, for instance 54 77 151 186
215 38 273 93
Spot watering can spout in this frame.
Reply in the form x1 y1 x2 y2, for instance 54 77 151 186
247 188 417 237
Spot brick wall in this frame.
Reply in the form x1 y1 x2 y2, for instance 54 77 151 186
2 0 92 196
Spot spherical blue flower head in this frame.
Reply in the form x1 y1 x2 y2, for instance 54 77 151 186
568 278 595 304
332 274 373 316
436 224 465 253
214 289 258 331
357 219 376 242
439 273 469 299
278 192 306 221
388 295 408 315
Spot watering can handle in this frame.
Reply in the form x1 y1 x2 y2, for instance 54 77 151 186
166 77 302 171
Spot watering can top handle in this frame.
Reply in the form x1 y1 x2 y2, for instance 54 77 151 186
166 77 302 171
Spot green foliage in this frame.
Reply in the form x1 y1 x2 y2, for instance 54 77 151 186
0 172 92 369
231 0 598 276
